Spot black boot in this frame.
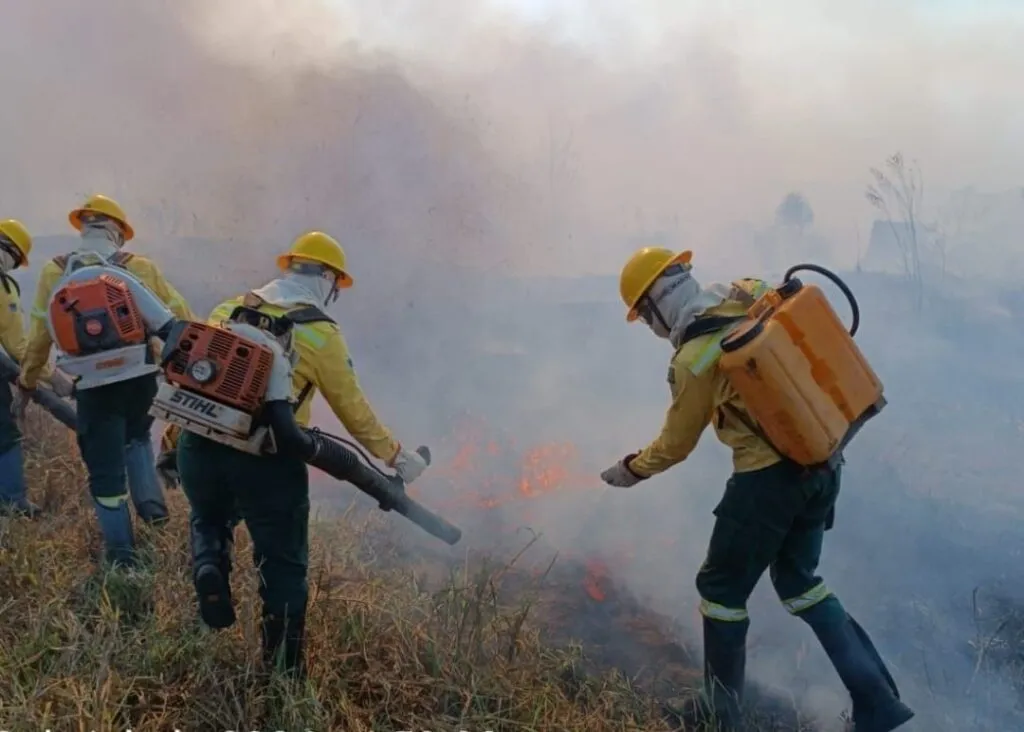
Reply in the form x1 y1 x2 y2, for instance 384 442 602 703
670 617 748 731
190 516 235 629
261 607 307 679
799 599 914 732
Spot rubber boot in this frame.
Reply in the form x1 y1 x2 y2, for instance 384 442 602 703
261 607 307 679
190 516 235 629
0 444 41 518
125 438 169 525
798 599 914 732
670 617 748 731
92 498 136 567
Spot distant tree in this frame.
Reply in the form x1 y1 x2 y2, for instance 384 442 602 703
775 192 814 233
865 152 925 311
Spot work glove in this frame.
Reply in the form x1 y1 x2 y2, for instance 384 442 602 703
390 445 429 485
48 371 75 398
600 453 646 488
155 449 179 490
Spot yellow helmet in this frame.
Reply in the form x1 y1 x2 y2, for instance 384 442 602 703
0 219 31 267
619 247 692 322
69 194 134 241
275 231 353 288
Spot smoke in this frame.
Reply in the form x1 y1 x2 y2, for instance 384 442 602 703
5 1 1024 729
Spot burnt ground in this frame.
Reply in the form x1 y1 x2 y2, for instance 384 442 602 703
521 556 818 731
363 507 823 731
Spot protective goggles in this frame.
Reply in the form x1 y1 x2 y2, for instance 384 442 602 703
77 211 117 227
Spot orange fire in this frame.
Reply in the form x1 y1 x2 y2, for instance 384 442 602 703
583 559 611 602
423 418 635 601
428 421 605 513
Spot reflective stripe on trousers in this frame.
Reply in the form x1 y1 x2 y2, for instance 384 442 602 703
781 581 832 614
700 598 749 622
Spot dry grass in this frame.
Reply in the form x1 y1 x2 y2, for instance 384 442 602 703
0 410 685 731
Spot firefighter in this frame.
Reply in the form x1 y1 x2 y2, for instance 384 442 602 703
599 247 914 732
0 219 74 516
15 195 195 565
170 230 428 677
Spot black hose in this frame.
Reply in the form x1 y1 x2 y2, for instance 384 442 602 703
783 263 860 337
0 351 78 430
262 401 461 546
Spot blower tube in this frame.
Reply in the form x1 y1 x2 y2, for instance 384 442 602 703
263 401 462 546
0 350 77 430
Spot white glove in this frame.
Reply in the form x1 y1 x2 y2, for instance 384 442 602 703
48 371 75 398
391 446 428 485
600 454 645 488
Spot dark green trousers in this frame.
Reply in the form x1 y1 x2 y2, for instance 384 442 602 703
75 374 159 500
177 430 310 617
696 459 841 618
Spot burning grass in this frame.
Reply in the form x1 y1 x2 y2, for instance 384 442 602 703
0 409 831 730
0 411 674 730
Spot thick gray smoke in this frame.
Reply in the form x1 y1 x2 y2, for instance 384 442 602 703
4 1 1024 730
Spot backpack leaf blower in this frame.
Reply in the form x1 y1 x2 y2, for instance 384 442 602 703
149 316 462 546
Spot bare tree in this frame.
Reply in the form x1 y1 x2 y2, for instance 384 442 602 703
865 152 925 310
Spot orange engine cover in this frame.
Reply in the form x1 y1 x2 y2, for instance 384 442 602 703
49 275 147 355
163 321 275 413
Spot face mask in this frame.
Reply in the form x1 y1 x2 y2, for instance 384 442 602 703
287 261 339 307
638 263 696 339
80 221 124 253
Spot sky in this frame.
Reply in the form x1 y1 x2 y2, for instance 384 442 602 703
4 0 1023 276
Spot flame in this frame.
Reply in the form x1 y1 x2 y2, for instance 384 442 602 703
429 420 604 513
411 416 653 604
583 559 610 602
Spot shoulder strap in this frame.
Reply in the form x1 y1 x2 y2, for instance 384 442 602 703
293 381 315 414
109 250 134 268
680 314 747 345
52 254 68 271
286 305 335 325
0 273 19 297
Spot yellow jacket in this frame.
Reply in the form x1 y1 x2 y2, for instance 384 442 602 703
0 276 52 382
164 293 400 462
19 252 194 389
629 284 782 477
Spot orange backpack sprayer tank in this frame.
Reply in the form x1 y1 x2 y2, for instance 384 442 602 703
718 264 885 467
46 253 176 390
